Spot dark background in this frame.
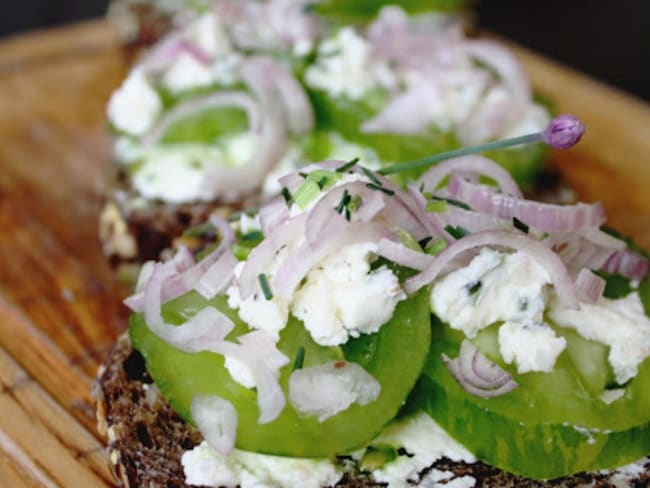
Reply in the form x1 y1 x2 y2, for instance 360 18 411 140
1 0 649 102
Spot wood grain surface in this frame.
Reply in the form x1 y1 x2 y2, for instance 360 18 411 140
0 19 648 488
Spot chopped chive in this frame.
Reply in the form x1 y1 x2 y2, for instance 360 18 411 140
444 225 470 240
258 273 273 300
418 236 432 249
513 217 529 234
366 183 395 196
425 200 448 213
431 196 471 210
425 238 447 256
292 346 305 371
299 172 308 179
467 281 482 296
345 207 351 221
361 167 382 186
336 157 360 173
227 206 260 222
317 175 329 189
336 189 351 213
281 187 293 206
241 230 263 242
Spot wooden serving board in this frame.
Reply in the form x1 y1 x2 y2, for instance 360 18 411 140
0 20 648 487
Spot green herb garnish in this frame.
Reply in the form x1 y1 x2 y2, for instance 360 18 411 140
258 273 273 300
444 225 470 240
336 157 360 173
513 217 529 234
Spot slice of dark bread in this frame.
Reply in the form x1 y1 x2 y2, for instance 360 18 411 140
94 333 650 488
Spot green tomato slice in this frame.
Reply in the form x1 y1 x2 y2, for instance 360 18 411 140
409 316 650 479
161 106 249 145
129 289 431 457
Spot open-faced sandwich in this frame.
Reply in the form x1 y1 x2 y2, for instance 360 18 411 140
100 1 553 281
96 119 650 487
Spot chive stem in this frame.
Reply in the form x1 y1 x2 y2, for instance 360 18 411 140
292 346 305 371
366 183 395 196
336 157 360 173
377 133 542 176
258 273 273 300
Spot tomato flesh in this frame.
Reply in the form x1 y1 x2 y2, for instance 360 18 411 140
130 289 431 457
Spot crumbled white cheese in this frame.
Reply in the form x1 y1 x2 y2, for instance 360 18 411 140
498 321 567 374
431 248 550 337
107 69 162 136
131 145 218 203
193 13 231 57
305 27 395 100
239 212 261 235
226 262 290 344
182 441 342 488
162 52 218 93
549 292 650 384
371 412 476 488
292 243 406 346
131 133 256 203
288 361 380 421
431 248 566 374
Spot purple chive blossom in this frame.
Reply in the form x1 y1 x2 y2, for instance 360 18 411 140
541 114 585 149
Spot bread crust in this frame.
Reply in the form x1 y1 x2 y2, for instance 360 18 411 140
95 333 650 487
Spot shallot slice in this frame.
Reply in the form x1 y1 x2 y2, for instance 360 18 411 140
443 340 518 399
575 268 606 304
447 173 605 233
418 155 522 197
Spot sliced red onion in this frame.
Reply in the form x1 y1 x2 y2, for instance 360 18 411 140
544 235 616 277
405 230 579 310
362 81 443 135
442 207 513 234
602 250 650 281
406 184 451 242
575 268 606 304
442 340 518 399
140 91 262 148
194 250 238 300
125 217 235 312
237 213 307 300
288 360 380 422
169 245 196 273
142 264 235 352
583 228 626 251
191 394 238 455
447 173 605 233
305 181 385 246
215 0 320 52
458 40 530 144
273 223 392 300
377 238 434 271
241 56 314 136
418 155 522 197
259 197 290 236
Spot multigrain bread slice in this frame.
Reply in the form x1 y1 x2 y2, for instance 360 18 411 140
94 333 650 488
